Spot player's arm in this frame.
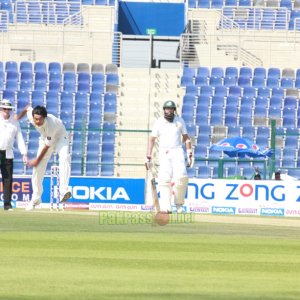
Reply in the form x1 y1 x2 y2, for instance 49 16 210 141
147 136 156 158
27 145 50 167
145 136 156 169
15 104 30 120
183 134 193 167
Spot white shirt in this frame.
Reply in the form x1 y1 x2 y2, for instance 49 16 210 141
151 116 187 149
27 107 67 147
0 113 27 158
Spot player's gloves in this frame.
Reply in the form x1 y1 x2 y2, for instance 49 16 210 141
145 155 152 170
186 149 193 168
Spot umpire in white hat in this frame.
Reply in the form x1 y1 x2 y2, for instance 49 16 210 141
0 99 28 210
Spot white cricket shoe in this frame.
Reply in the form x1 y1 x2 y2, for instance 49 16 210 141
60 191 72 203
176 205 183 213
25 199 41 211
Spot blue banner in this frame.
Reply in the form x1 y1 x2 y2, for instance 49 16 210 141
0 177 32 204
42 177 145 204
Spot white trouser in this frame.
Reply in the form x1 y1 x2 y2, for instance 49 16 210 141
158 147 187 212
31 135 71 202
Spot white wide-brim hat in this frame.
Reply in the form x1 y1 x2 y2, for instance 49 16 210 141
0 99 13 109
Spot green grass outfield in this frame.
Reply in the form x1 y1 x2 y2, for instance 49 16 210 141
0 210 300 300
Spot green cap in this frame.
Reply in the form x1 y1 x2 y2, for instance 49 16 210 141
163 100 176 109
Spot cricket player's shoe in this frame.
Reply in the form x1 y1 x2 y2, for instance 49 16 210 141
25 199 41 211
176 205 183 213
60 191 71 203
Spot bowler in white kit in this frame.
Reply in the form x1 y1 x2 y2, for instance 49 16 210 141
17 105 71 210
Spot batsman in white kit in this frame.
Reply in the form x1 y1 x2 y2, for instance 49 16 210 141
17 105 71 210
146 100 193 213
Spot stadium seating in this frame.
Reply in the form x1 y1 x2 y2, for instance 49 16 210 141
3 61 118 176
181 65 300 178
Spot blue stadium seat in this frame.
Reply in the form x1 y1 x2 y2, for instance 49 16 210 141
92 73 105 86
183 66 195 77
254 96 268 108
228 86 242 97
224 76 236 87
183 94 197 106
280 0 292 9
257 87 270 98
239 67 252 78
243 86 256 98
211 67 224 78
75 92 89 111
195 76 208 86
182 102 194 116
77 82 90 93
224 115 237 126
63 72 76 84
49 72 62 84
271 87 284 98
49 81 61 92
78 72 91 84
197 66 210 77
284 96 297 108
209 76 223 87
104 92 116 105
17 90 30 106
100 164 114 177
188 0 198 8
5 61 18 72
226 95 239 107
5 81 18 91
49 62 61 73
61 90 74 106
60 111 73 129
92 82 104 93
45 91 59 109
225 0 238 7
102 132 115 144
181 76 194 87
34 62 47 73
20 61 32 73
268 67 281 79
268 106 281 119
225 66 238 78
6 71 18 82
238 115 252 126
185 85 199 96
266 77 279 88
211 95 225 107
227 125 241 137
31 90 45 107
211 0 224 8
241 125 255 139
46 100 59 116
238 76 251 87
269 96 282 108
198 0 210 8
199 86 213 96
197 166 212 179
280 77 294 88
63 81 76 93
252 76 265 88
214 86 228 97
254 67 267 78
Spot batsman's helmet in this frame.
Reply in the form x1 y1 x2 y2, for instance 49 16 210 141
163 100 176 110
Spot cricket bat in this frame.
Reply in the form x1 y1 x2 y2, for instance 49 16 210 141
145 163 160 213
